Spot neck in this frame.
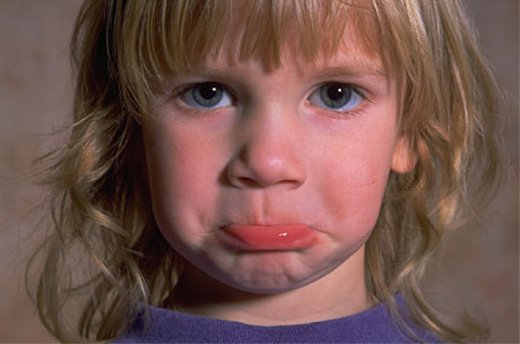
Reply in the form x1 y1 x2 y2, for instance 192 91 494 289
172 247 370 326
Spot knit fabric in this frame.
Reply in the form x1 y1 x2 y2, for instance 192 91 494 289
115 296 440 343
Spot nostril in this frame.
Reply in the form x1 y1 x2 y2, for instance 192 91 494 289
225 131 307 189
225 150 307 189
237 176 261 188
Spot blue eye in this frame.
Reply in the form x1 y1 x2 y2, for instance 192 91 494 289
309 82 364 112
180 82 233 109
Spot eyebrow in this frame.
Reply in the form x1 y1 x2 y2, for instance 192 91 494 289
180 63 387 81
171 50 388 83
307 59 388 80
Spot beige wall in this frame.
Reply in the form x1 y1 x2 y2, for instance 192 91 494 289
0 0 517 342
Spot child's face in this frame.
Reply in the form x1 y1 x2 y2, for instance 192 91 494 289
143 33 413 296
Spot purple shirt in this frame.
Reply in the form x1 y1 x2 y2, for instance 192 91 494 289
115 297 440 343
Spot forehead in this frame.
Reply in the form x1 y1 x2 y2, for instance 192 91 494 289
185 33 386 82
153 0 384 74
118 0 398 114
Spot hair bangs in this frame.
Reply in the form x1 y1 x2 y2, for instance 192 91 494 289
110 0 384 118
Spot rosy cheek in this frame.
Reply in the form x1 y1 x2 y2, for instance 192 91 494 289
150 130 224 224
316 150 391 234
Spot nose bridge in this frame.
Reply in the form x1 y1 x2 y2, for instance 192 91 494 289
227 103 306 188
247 104 291 151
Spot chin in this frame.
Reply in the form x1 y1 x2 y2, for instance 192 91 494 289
208 259 337 296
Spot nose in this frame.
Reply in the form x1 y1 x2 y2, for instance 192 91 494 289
226 112 306 189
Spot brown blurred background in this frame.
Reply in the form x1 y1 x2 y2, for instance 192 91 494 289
0 0 517 342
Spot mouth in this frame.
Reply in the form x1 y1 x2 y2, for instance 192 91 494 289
218 224 319 252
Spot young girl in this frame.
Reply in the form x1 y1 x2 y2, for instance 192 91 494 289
31 0 502 342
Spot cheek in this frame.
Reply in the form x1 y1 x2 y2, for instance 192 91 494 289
143 127 220 240
315 136 395 234
319 163 388 231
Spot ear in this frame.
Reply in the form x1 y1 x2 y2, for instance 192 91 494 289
391 135 417 174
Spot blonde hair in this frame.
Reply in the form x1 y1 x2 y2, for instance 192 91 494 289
30 0 501 341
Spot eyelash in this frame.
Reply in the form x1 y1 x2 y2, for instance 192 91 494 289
175 82 235 110
172 81 368 116
307 82 367 116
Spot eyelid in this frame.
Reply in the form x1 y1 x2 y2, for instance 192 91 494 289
172 82 233 99
307 81 368 114
173 82 237 109
325 82 367 98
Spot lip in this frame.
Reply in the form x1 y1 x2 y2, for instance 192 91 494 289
219 224 318 251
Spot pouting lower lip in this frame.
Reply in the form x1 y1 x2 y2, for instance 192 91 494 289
218 224 318 251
